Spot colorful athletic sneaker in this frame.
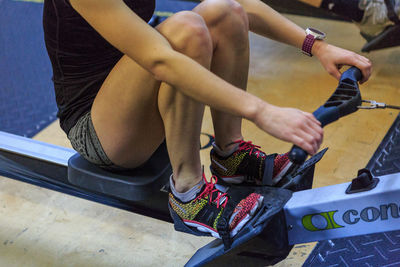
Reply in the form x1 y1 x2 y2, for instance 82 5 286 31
357 0 400 40
210 140 296 186
168 174 264 239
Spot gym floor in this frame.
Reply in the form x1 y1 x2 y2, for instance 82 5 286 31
1 14 399 267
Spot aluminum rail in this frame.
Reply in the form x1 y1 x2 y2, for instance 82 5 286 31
0 130 75 166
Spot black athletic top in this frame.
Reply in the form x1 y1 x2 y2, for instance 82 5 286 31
43 0 155 134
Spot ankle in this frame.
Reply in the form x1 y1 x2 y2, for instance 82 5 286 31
170 175 204 202
213 139 241 157
214 135 243 150
172 174 203 193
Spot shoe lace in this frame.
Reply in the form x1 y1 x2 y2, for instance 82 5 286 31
233 140 266 159
194 174 228 209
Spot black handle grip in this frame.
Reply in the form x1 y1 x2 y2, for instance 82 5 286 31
288 67 362 165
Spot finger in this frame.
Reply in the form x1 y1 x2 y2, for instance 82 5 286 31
306 133 319 155
299 112 323 147
291 135 315 156
359 55 371 65
302 116 323 147
301 112 323 135
327 65 342 80
363 63 372 84
348 54 372 84
302 111 321 126
303 121 323 151
360 65 372 84
306 120 324 143
317 129 324 147
358 61 372 84
296 130 319 155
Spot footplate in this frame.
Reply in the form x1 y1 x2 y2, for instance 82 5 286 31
184 147 327 266
184 186 292 267
279 148 328 190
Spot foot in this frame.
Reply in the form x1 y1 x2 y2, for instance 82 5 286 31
210 140 296 186
357 0 400 40
168 174 264 239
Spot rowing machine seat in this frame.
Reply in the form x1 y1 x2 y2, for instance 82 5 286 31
67 141 172 202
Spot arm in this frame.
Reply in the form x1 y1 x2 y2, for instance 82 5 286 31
69 0 259 120
69 0 322 155
235 0 372 83
235 0 306 48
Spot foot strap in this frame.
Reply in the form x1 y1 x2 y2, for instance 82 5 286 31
216 190 242 250
216 217 232 250
261 153 276 186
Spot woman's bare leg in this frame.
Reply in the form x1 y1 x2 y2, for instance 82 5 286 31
157 13 213 192
91 11 213 192
194 0 250 151
91 0 253 192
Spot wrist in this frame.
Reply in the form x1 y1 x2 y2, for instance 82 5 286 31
250 99 273 127
244 96 266 123
311 40 326 58
301 27 326 56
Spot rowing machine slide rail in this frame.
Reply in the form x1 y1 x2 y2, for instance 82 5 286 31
289 66 362 165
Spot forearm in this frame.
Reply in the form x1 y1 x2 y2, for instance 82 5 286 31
153 50 264 121
236 0 306 48
234 0 371 81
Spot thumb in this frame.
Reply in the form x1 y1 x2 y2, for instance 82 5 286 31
328 65 342 80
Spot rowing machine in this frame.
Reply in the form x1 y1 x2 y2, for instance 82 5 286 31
1 67 400 266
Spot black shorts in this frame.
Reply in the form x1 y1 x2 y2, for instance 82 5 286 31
43 0 155 134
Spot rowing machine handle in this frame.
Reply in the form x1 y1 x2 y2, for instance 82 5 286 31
289 67 362 165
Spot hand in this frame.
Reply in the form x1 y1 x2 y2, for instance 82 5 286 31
253 103 323 155
312 41 372 84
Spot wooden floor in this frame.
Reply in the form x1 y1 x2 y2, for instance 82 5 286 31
1 14 399 266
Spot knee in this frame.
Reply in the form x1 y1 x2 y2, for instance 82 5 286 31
157 11 213 60
200 0 249 33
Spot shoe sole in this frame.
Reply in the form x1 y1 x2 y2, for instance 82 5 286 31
184 220 221 238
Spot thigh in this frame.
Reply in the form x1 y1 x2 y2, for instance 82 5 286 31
91 11 210 169
91 54 165 169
